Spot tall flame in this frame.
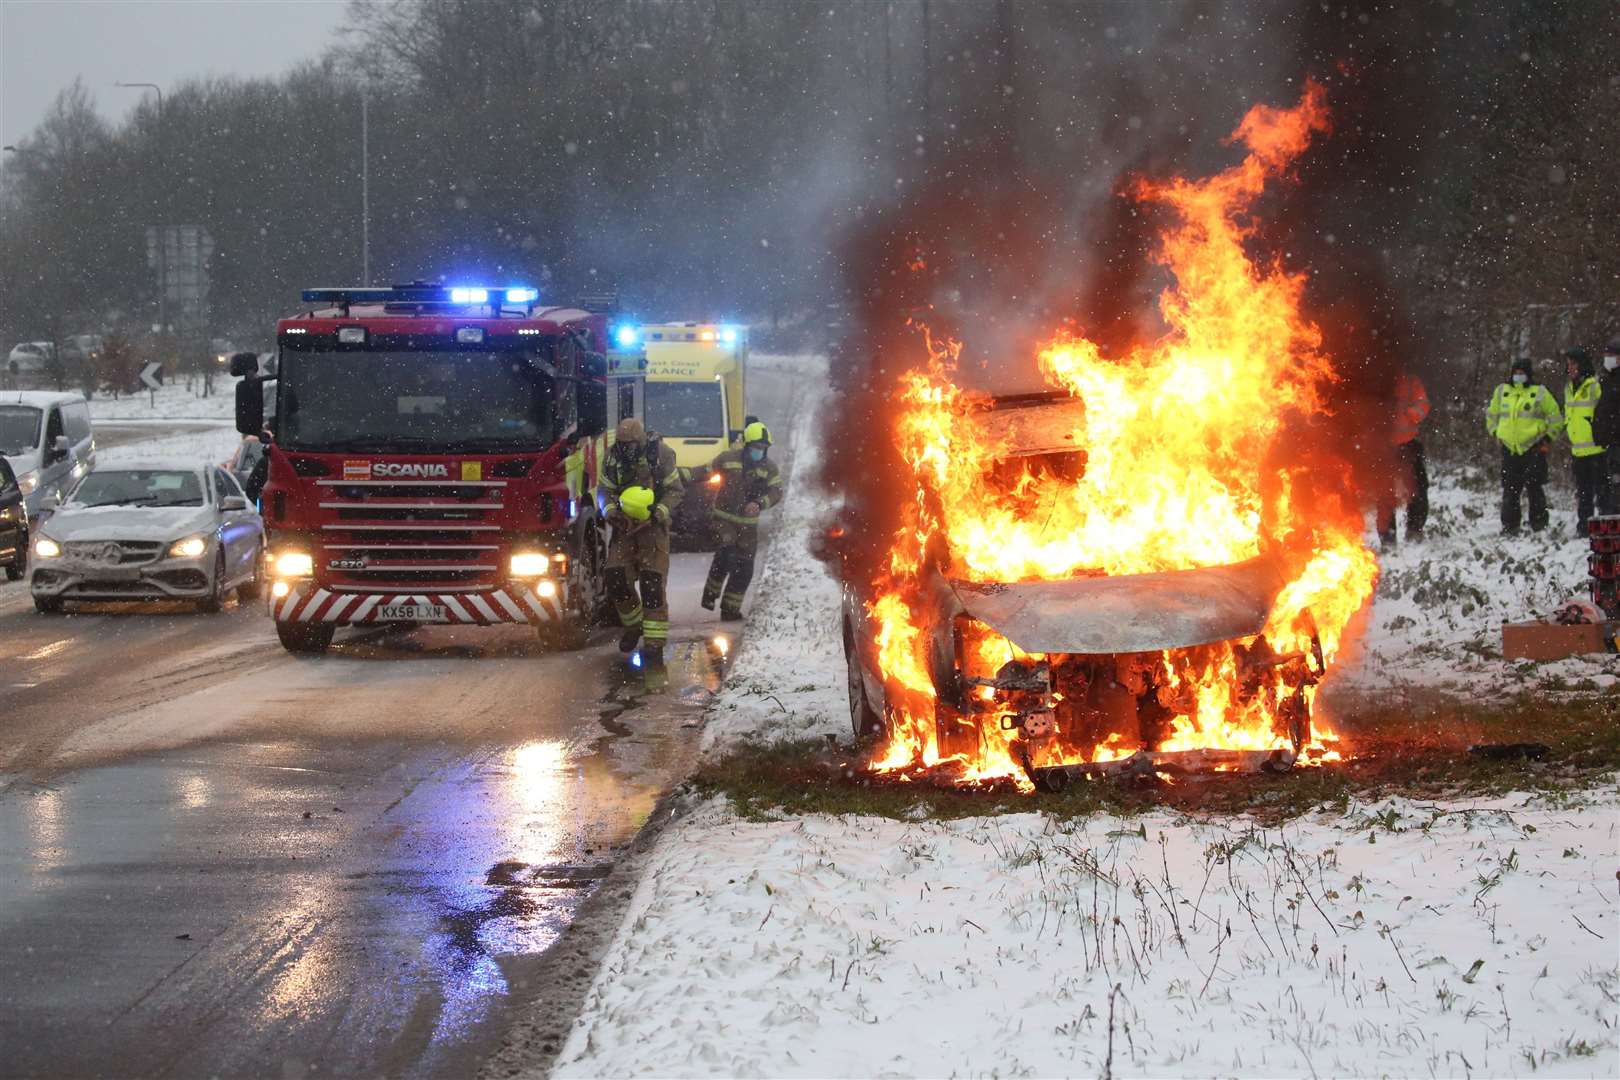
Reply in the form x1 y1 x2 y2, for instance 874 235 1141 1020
866 81 1379 789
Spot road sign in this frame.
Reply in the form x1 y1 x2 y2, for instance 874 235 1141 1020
140 362 163 391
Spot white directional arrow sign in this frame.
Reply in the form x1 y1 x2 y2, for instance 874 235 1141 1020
139 362 163 392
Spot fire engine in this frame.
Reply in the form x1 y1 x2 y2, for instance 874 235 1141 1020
233 283 646 654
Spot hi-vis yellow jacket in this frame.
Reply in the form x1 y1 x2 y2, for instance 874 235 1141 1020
1564 376 1604 457
1486 382 1562 455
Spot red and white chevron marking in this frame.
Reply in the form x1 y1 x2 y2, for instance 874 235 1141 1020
273 586 565 624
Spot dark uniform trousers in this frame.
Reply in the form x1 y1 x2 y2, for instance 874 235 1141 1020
1572 452 1614 526
1501 446 1550 533
1376 439 1429 541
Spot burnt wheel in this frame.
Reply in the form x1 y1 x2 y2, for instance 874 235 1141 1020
276 620 335 655
844 620 884 745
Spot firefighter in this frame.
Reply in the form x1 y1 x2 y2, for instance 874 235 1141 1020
701 420 784 621
1563 346 1610 534
1594 342 1620 501
600 417 683 688
1485 357 1563 536
1376 370 1430 548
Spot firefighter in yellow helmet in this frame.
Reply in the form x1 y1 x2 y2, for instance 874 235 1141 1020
1486 357 1563 535
701 420 785 620
600 417 684 688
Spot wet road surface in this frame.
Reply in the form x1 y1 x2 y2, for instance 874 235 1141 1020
0 364 808 1077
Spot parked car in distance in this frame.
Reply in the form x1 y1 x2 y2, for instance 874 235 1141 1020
29 460 265 614
6 341 53 376
0 391 95 519
0 457 27 581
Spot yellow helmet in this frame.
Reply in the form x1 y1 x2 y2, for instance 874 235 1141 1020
619 485 655 521
742 421 771 446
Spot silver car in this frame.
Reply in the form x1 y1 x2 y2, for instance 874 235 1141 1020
29 461 265 614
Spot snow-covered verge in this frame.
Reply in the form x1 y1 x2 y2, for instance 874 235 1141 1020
97 425 244 467
556 793 1617 1078
87 379 237 420
1336 460 1618 701
699 352 848 752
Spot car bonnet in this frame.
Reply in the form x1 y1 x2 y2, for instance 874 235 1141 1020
949 554 1287 655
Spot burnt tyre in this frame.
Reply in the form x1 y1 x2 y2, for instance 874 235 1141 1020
845 619 885 745
277 620 335 654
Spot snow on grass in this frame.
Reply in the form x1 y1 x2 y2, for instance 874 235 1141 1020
97 425 243 468
700 352 847 752
557 793 1618 1078
87 379 237 421
1336 461 1618 701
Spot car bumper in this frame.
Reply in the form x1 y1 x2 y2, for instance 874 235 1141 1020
270 583 567 625
31 556 213 601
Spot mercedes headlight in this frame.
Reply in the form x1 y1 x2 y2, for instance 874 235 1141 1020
168 534 208 559
34 536 60 559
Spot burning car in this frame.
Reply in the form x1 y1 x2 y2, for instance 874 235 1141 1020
833 82 1380 793
841 393 1331 791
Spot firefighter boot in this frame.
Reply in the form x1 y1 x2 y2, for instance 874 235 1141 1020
618 624 642 653
641 643 668 691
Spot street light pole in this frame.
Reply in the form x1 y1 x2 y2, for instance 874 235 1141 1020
361 84 370 284
114 82 166 334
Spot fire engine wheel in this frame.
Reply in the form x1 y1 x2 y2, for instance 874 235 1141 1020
276 620 335 655
845 623 885 745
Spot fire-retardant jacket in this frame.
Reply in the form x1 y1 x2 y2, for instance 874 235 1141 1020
600 437 684 525
708 448 784 528
1486 382 1563 455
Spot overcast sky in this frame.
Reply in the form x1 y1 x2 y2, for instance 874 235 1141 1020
1 0 348 147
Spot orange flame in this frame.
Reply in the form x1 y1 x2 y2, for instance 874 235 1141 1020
865 81 1376 790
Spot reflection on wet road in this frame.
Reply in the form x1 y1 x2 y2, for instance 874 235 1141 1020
0 362 799 1076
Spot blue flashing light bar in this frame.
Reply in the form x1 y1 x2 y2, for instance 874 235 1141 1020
613 325 641 349
719 326 739 345
301 284 541 307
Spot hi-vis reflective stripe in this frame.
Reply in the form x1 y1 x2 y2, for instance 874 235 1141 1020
713 508 759 526
269 586 565 624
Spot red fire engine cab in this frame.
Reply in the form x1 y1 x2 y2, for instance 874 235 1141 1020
233 283 647 654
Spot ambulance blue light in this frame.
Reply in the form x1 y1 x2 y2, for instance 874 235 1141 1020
614 325 640 349
449 287 488 304
719 326 739 345
505 287 539 304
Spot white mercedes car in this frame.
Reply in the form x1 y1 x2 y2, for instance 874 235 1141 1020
29 461 265 614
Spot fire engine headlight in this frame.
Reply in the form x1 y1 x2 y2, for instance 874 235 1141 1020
168 534 208 559
535 579 558 598
510 551 550 576
271 580 290 599
33 536 60 559
274 551 314 578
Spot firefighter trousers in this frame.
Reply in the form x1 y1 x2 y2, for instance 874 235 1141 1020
1572 452 1614 530
1501 446 1549 533
702 521 759 616
1376 439 1430 542
605 522 671 645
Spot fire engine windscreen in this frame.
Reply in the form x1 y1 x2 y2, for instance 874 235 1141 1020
276 351 554 452
643 383 725 439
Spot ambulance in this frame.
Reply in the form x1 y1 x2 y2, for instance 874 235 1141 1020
642 322 748 542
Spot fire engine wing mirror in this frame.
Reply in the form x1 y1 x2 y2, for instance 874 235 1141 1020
235 378 264 436
228 351 259 378
577 380 607 439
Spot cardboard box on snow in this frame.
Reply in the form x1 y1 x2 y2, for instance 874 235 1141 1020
1501 621 1616 661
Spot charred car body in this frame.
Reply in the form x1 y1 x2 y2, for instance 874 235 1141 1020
840 395 1327 790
